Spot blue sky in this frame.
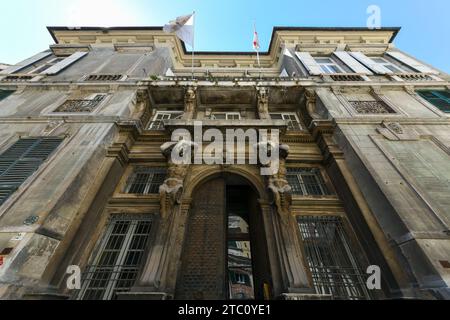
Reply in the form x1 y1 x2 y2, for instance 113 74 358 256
0 0 449 72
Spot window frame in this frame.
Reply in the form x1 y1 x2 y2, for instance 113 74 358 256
147 111 183 130
287 168 330 196
370 56 407 73
53 93 107 114
314 57 345 74
416 90 450 114
211 112 242 120
269 112 302 131
77 214 154 300
125 167 167 195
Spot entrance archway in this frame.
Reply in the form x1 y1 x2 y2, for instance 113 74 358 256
175 173 272 300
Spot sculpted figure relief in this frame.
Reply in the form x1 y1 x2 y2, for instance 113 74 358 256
257 87 270 120
183 87 197 119
159 140 196 219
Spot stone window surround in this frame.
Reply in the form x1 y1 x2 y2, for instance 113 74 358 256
333 87 405 117
41 92 110 116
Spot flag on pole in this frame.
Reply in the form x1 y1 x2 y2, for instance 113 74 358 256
253 24 261 68
163 13 195 47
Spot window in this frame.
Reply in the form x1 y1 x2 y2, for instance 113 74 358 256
125 167 166 195
54 94 106 113
27 58 65 74
417 90 450 113
297 216 371 300
370 57 406 73
147 111 183 130
0 90 14 101
270 113 302 131
211 113 241 120
314 57 344 74
77 215 153 300
287 168 329 196
345 93 395 114
0 137 63 205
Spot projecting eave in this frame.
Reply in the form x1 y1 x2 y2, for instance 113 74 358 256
47 26 401 68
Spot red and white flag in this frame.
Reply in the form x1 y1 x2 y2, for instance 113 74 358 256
253 25 261 67
253 28 260 52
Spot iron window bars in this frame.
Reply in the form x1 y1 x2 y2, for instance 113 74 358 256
287 168 329 196
77 215 153 300
125 167 167 195
297 216 371 300
54 94 106 113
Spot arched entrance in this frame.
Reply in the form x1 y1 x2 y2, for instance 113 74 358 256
175 173 272 300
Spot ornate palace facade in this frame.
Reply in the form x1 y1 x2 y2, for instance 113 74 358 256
0 26 449 300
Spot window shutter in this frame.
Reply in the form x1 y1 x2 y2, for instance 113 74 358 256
295 52 323 75
0 137 63 204
386 51 439 75
41 52 88 75
332 51 373 75
349 52 393 75
0 51 52 75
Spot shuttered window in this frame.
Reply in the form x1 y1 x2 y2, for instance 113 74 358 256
287 168 329 196
77 215 153 300
0 90 14 101
125 167 167 194
417 90 450 113
297 216 371 300
0 137 63 205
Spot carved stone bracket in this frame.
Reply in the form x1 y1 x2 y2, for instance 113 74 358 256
257 87 270 120
183 87 197 120
305 88 320 120
159 140 197 219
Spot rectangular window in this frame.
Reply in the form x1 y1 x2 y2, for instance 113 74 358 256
78 215 153 300
287 168 329 196
314 57 344 74
0 90 14 101
126 167 166 195
211 113 241 120
297 216 371 300
370 57 406 73
270 113 302 131
54 94 106 113
147 111 183 130
417 90 450 113
0 137 63 205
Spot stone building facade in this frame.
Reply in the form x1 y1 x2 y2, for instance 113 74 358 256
0 26 449 300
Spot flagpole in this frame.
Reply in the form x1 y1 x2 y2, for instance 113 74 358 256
192 11 195 80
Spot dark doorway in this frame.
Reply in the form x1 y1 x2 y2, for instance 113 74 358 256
175 175 272 300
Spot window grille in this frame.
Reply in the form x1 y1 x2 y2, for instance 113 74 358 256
126 167 167 195
297 216 371 300
287 168 329 196
84 74 123 81
54 95 106 113
77 215 153 300
147 112 183 130
0 137 63 205
349 100 395 114
270 113 302 131
417 90 450 113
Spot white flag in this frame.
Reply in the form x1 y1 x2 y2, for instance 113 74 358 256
163 13 195 47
